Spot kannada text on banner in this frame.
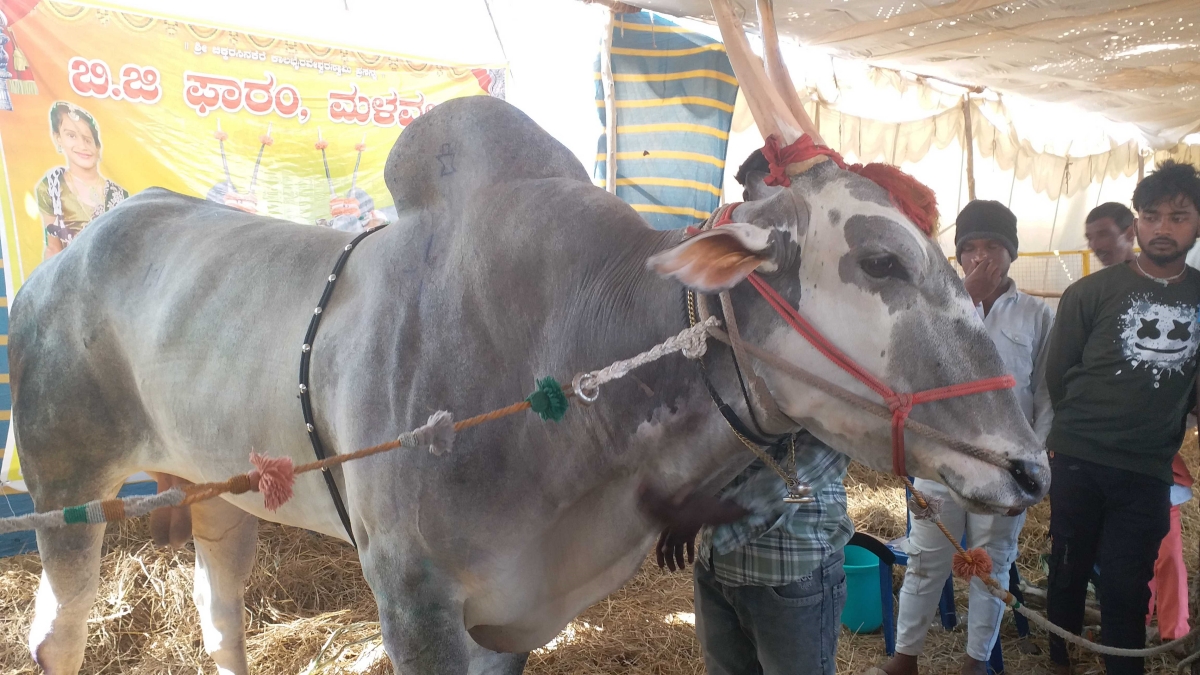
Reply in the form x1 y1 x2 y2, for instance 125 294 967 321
0 0 503 489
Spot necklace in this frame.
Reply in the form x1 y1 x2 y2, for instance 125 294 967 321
1134 256 1186 287
69 172 103 209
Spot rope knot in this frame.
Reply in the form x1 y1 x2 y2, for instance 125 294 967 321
762 136 795 187
952 547 994 579
681 316 719 359
908 493 943 521
885 392 914 415
398 410 456 456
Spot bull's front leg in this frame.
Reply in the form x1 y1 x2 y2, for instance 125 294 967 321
190 496 258 675
360 543 479 674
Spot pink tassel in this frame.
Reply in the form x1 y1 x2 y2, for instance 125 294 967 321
249 452 295 511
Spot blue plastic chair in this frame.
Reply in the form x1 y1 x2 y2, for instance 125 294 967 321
847 532 898 654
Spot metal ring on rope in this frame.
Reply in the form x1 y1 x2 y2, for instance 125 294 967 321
572 373 600 405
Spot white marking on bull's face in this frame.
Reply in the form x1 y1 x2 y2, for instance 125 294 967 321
662 166 1049 511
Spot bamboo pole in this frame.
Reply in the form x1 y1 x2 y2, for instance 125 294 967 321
962 96 976 201
600 8 617 194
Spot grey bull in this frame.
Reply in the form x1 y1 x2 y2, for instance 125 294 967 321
12 96 1048 675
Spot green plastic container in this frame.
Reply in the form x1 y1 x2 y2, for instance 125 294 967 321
840 544 883 633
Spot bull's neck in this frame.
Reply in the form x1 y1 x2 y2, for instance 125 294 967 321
584 227 766 437
572 227 690 359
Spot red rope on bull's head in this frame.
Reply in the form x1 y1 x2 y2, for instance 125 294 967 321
762 135 843 187
700 195 1011 476
761 135 939 238
744 273 1014 476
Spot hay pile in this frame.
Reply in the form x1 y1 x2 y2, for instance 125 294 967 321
2 434 1198 674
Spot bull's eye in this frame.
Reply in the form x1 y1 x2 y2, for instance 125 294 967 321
860 255 907 281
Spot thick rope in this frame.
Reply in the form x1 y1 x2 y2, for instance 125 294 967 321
1177 647 1200 674
0 488 186 535
1007 596 1200 660
905 477 1200 660
3 318 721 531
582 318 715 389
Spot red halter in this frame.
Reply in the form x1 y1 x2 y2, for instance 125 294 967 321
705 203 1015 476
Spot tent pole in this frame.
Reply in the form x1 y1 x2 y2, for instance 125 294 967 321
962 96 976 201
600 8 618 194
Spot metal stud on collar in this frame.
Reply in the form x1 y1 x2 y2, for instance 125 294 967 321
298 224 387 549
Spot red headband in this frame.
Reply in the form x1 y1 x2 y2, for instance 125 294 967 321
761 135 938 237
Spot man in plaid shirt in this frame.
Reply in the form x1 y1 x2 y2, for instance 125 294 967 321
642 429 851 675
640 149 853 674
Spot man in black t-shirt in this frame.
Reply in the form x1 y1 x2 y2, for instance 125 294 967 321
1044 161 1200 675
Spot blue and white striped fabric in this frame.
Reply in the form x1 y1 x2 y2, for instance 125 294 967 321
594 11 738 230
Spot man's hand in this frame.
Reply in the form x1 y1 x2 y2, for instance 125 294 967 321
655 527 696 572
963 258 1003 306
638 483 750 571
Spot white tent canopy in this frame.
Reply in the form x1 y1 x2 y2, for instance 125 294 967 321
629 0 1200 149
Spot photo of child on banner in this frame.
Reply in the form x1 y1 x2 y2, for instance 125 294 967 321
35 101 128 260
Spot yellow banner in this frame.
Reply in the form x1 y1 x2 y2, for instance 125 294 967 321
0 1 502 489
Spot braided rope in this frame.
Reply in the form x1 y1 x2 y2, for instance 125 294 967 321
0 319 721 532
1004 593 1199 660
583 318 716 390
0 488 185 535
905 478 1200 660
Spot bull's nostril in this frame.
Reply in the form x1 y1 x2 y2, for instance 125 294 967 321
1009 459 1045 496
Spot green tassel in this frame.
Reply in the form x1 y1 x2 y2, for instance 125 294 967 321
527 376 569 422
63 505 88 525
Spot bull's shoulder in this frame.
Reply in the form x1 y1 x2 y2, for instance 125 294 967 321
384 97 590 217
102 186 217 220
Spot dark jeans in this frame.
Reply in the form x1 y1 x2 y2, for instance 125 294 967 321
694 550 846 675
1047 454 1171 675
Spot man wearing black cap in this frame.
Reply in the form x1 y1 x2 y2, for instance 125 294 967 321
879 200 1054 675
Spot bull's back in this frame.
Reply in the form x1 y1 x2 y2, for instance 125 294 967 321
11 189 365 494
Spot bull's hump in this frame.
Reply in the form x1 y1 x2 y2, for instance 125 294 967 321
384 97 590 215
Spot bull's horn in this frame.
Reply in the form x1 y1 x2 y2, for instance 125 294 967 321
755 0 824 145
710 0 802 143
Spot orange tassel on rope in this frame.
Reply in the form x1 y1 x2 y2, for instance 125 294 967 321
952 547 994 579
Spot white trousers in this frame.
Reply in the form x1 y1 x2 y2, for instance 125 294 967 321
895 478 1025 661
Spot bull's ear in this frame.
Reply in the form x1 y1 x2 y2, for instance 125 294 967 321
647 223 772 293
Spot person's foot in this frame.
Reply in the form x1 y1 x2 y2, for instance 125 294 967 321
959 657 987 675
877 653 919 675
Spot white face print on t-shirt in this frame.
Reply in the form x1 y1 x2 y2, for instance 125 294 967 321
1117 294 1200 387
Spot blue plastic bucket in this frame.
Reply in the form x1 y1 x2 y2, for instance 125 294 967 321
840 544 883 633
